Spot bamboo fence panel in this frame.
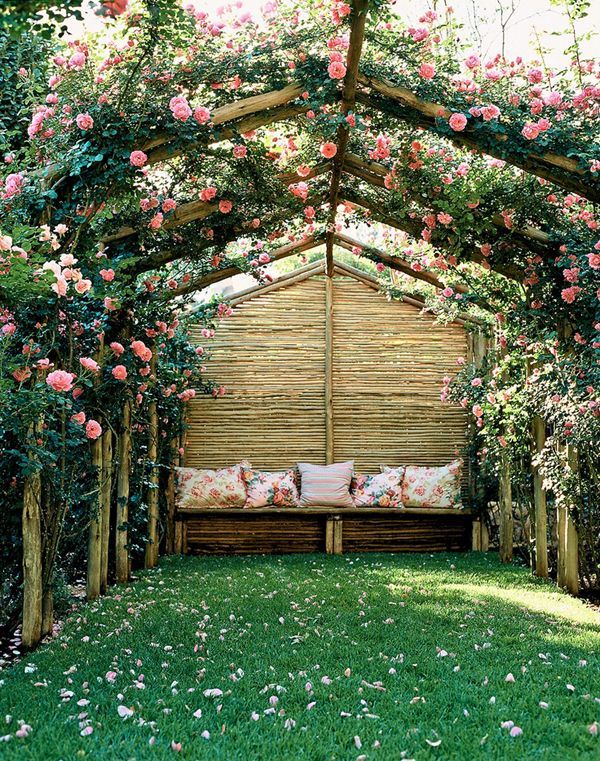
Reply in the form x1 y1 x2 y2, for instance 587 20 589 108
331 276 468 473
186 277 327 469
185 271 468 477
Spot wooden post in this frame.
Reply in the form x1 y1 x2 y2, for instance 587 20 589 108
145 351 160 569
472 520 482 551
86 435 103 600
333 516 343 554
498 452 513 563
557 444 579 595
325 275 334 464
100 429 113 593
531 416 548 577
21 423 43 649
115 398 132 583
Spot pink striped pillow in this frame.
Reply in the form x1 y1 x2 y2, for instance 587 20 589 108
297 461 354 507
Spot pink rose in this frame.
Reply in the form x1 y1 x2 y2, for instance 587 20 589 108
80 356 100 373
419 62 435 80
149 212 163 229
47 369 76 392
521 122 540 140
448 113 468 131
71 411 86 425
193 106 211 125
219 200 232 214
75 113 94 131
328 61 346 79
86 419 102 440
112 365 127 380
320 142 337 159
75 279 92 294
162 198 177 213
131 339 152 362
110 341 125 355
169 95 192 122
232 145 247 158
129 150 147 167
100 268 115 282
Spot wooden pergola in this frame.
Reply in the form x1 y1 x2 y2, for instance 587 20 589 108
81 0 591 600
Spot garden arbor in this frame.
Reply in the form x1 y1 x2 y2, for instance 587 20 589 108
4 0 598 650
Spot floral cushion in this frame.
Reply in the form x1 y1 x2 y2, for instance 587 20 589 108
351 469 404 507
242 468 299 508
175 462 249 509
386 460 463 509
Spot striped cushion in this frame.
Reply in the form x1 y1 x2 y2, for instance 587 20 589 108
297 461 354 507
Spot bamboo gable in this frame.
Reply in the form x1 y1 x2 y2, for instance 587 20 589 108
186 264 468 474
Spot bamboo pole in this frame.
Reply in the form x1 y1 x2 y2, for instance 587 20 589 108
325 275 334 464
532 415 548 577
145 351 160 569
558 445 579 595
100 428 113 593
21 421 43 649
115 398 132 583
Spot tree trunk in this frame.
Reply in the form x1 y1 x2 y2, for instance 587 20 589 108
22 420 43 649
115 398 132 583
41 589 53 638
86 435 103 599
165 436 178 554
100 429 113 594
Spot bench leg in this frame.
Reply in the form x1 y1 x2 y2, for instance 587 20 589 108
472 520 481 551
326 516 343 554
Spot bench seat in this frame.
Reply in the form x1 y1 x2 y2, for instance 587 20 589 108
177 506 477 555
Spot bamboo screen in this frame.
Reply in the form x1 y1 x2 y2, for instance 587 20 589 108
185 272 468 472
186 277 328 469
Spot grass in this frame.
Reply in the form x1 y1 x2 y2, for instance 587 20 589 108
1 553 599 760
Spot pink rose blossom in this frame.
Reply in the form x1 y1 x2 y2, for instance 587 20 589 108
100 268 115 282
47 369 76 392
419 62 436 80
71 411 86 425
75 113 94 131
193 106 211 125
86 419 102 440
328 61 346 79
110 341 125 355
320 142 338 159
521 122 540 140
448 113 467 131
169 95 192 122
80 356 100 373
129 150 148 167
219 200 232 213
112 365 127 380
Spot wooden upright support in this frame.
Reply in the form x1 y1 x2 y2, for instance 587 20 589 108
100 428 113 593
531 415 548 577
86 434 103 600
145 350 160 569
115 398 132 583
21 421 43 649
557 444 579 595
326 515 343 554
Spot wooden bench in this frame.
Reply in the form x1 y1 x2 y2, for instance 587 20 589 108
177 507 483 555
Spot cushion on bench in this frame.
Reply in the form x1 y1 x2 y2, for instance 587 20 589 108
176 462 249 509
242 467 299 508
351 468 404 507
297 461 354 508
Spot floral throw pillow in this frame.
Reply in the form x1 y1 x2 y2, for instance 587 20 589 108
242 468 299 508
175 462 250 509
351 469 404 507
396 459 463 509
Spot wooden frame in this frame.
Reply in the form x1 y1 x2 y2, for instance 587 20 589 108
178 506 475 556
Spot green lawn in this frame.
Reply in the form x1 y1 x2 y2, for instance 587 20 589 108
1 553 598 760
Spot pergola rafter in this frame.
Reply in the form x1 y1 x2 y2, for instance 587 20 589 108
341 152 558 256
324 0 368 276
355 81 599 204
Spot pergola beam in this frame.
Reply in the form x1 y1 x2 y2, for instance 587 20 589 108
104 164 330 244
325 0 369 276
342 152 557 255
341 189 521 280
165 235 325 300
355 83 599 203
333 231 468 293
